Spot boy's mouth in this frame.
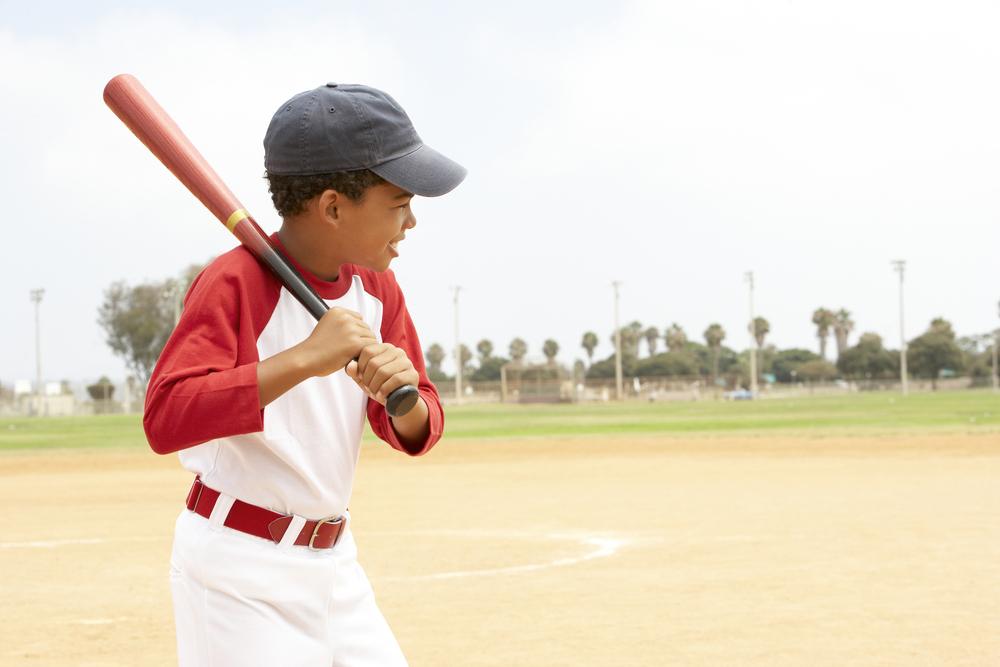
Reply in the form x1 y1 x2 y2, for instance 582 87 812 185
388 236 404 256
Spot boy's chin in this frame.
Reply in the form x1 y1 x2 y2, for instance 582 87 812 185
357 256 393 272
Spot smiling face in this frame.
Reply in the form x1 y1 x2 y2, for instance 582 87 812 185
339 182 415 271
332 182 416 272
276 180 418 279
283 181 414 275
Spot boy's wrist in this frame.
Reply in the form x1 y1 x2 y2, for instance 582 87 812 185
288 344 321 379
389 395 431 450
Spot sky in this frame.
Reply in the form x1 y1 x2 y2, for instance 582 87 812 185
2 0 999 385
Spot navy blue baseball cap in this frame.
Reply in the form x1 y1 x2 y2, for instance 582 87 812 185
263 82 466 197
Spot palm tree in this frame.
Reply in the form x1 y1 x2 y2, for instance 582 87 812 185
665 323 687 352
752 317 770 349
812 308 835 359
476 339 494 362
542 339 560 365
642 326 660 356
832 309 854 359
581 331 598 365
425 343 445 373
509 337 528 365
458 344 473 375
703 323 726 381
617 321 643 358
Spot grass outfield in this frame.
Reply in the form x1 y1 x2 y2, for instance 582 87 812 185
1 390 997 452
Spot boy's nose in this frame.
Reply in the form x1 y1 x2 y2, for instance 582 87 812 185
405 211 417 229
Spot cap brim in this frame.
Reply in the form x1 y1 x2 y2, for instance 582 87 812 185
370 144 467 197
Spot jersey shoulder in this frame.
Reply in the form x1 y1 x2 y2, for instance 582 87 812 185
183 245 283 338
188 245 280 296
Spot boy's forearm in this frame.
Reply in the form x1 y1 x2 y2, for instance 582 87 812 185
257 346 316 408
389 395 431 450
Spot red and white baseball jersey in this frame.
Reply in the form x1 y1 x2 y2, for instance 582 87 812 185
143 233 443 519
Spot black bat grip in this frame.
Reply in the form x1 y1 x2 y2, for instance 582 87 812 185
256 244 419 417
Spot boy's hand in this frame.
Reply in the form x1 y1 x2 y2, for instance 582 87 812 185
345 343 420 405
297 308 378 377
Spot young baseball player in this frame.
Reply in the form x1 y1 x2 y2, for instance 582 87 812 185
143 82 465 666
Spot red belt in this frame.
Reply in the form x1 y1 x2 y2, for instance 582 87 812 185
185 477 346 550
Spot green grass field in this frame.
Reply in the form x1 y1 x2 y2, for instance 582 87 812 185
1 390 997 452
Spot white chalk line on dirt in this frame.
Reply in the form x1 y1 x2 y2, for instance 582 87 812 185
0 530 639 581
74 617 130 626
367 530 634 582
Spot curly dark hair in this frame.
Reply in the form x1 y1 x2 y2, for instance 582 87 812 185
265 170 386 217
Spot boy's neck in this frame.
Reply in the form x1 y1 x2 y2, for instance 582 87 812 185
277 221 343 282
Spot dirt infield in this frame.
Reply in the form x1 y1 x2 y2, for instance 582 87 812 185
1 433 998 666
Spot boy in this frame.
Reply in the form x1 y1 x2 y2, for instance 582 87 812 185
143 82 465 666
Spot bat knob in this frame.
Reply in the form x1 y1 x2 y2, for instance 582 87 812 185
386 385 420 417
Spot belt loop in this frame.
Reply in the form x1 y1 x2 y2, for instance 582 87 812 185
186 477 204 512
278 516 307 549
208 493 236 527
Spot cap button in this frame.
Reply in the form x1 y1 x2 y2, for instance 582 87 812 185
325 82 338 88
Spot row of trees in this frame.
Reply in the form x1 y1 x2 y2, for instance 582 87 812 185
574 307 858 364
423 338 562 384
425 317 994 389
96 270 994 391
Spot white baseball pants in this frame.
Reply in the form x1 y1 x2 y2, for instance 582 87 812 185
169 509 407 666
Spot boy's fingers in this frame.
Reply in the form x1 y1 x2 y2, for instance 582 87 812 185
368 359 412 399
351 335 380 370
345 362 377 399
356 343 390 376
362 348 405 387
374 372 418 404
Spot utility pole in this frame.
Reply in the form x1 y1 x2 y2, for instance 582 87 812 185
612 281 623 400
891 260 908 396
745 272 758 396
29 289 45 415
452 286 462 404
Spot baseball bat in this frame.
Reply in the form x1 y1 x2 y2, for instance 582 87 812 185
103 73 419 418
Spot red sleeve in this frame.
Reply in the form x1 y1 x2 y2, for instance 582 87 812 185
362 270 444 456
143 248 280 454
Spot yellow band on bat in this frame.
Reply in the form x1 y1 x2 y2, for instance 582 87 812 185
225 208 249 232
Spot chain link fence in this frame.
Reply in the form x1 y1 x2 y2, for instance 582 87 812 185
438 374 987 404
0 374 992 417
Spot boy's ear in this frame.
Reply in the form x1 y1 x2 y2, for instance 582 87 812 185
317 189 340 223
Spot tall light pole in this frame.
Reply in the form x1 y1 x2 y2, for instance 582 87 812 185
745 272 758 396
891 260 908 396
452 286 462 404
29 289 44 413
612 281 623 400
